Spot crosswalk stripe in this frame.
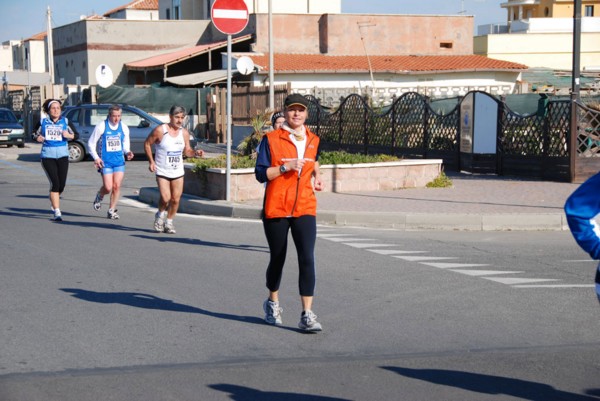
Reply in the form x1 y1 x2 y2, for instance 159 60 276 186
449 269 523 276
345 243 396 248
370 250 428 255
483 277 559 285
420 263 489 269
393 256 457 262
323 238 374 242
317 231 591 289
512 284 596 288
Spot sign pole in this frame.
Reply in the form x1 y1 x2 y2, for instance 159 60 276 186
226 34 232 201
210 0 249 202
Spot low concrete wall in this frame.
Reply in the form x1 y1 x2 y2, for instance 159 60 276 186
183 159 443 201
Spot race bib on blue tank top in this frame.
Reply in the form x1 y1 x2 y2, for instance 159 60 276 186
105 135 122 152
45 124 63 141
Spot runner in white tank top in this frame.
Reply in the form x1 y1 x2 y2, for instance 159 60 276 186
154 124 185 179
144 106 204 234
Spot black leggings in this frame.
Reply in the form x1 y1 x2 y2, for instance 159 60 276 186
263 215 317 297
41 157 69 193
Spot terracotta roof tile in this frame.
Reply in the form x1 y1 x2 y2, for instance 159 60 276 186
104 0 158 17
246 54 528 73
26 31 47 41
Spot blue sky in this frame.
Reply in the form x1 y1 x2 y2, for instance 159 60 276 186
0 0 505 42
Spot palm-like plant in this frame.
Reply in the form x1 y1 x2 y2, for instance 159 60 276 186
237 108 273 158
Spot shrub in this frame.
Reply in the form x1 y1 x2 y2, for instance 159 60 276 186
189 151 401 172
318 151 400 165
426 171 453 188
190 155 256 172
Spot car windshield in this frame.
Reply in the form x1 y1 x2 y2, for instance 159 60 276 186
0 110 18 123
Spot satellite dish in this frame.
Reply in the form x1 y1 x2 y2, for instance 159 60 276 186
236 56 255 75
95 64 114 88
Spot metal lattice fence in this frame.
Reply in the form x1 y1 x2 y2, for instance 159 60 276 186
305 91 600 182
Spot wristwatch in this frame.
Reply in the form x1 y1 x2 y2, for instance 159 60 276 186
279 164 287 174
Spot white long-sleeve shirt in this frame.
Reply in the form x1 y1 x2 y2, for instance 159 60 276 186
87 120 131 161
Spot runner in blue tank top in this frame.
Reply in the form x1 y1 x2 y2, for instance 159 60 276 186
87 104 134 220
32 99 79 221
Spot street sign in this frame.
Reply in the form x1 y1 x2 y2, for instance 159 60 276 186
211 0 249 35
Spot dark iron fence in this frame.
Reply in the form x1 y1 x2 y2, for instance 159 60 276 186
304 91 600 183
573 100 600 182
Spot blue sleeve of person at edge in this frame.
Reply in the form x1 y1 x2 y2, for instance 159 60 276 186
255 136 272 184
564 171 600 260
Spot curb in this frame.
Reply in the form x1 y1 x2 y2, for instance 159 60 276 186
138 187 569 231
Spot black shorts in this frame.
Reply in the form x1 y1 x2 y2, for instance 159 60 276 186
156 174 184 181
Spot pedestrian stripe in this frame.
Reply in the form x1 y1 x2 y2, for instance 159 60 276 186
483 277 559 285
323 237 374 242
318 231 589 289
420 262 489 269
345 243 396 248
449 269 522 276
393 256 457 262
513 284 596 288
370 250 429 255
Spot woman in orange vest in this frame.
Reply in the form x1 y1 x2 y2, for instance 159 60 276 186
255 94 324 332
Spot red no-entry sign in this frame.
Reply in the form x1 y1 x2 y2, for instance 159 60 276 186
211 0 249 35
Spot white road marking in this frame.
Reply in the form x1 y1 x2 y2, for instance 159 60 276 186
393 256 457 262
512 284 596 288
345 243 397 248
121 198 261 223
121 198 153 209
420 263 489 269
369 250 429 255
449 270 523 276
313 230 593 290
324 237 375 242
483 277 559 285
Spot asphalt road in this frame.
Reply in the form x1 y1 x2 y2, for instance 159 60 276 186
1 145 600 401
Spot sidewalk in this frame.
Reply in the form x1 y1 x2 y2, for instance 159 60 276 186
1 142 580 231
139 170 580 231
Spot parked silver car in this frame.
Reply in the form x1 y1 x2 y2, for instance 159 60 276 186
62 104 196 162
0 108 25 148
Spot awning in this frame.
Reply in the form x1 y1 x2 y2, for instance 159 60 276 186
164 69 230 86
126 34 253 72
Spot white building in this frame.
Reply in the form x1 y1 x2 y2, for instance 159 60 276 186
476 0 600 72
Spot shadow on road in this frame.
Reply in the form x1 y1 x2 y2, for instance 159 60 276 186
382 366 599 401
17 153 41 162
2 207 155 231
208 383 351 401
132 234 269 253
16 194 48 199
59 288 266 326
